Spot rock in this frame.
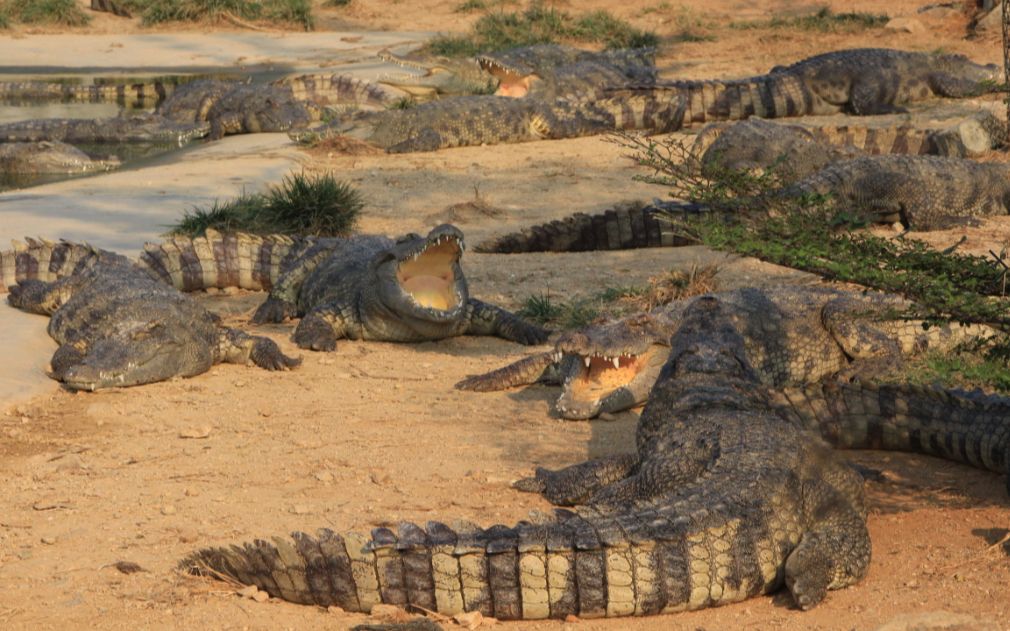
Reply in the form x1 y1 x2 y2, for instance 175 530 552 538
369 603 412 622
160 505 176 515
885 17 926 33
453 611 484 629
974 2 1002 33
178 425 212 439
40 535 57 545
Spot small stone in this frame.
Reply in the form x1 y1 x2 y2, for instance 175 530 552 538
314 471 334 482
454 610 484 629
233 380 246 387
884 17 925 33
17 549 32 560
40 536 57 545
178 426 212 439
161 505 176 515
369 603 411 622
326 605 344 614
251 590 269 603
237 585 259 599
290 504 310 515
564 614 580 623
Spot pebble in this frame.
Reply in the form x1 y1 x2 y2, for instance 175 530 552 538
40 536 57 545
314 470 334 482
161 505 176 515
290 504 310 515
884 17 925 33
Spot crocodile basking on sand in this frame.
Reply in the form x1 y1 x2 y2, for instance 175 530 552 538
612 48 1001 128
2 241 299 391
0 113 210 145
456 286 992 420
179 294 1010 618
242 224 549 350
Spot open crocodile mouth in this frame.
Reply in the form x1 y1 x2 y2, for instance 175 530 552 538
395 234 463 311
477 57 536 98
556 345 664 417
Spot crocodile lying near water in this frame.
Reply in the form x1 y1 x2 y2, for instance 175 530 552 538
0 113 210 145
476 149 1010 252
613 48 1001 128
245 224 549 350
0 78 175 108
456 286 992 419
0 140 121 174
181 294 1010 617
2 242 299 390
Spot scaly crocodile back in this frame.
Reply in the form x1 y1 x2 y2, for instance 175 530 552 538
473 200 706 253
139 230 319 292
279 74 403 110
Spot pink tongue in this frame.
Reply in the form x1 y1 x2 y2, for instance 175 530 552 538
402 276 450 310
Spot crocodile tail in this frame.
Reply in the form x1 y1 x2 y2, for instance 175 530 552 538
139 230 315 292
180 511 774 618
0 81 170 108
804 124 935 156
280 74 402 110
654 74 809 128
0 238 101 293
473 201 704 253
777 380 1010 478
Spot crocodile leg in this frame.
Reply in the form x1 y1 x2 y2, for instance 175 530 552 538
464 299 550 345
216 328 301 370
291 303 352 351
512 454 639 505
454 351 558 391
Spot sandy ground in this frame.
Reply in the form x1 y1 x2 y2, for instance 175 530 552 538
2 1 1010 629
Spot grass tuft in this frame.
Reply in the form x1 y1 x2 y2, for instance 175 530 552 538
425 1 658 57
119 0 314 29
732 7 888 32
0 0 91 27
168 171 363 237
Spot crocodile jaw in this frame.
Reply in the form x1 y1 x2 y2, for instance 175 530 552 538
555 345 666 419
385 226 467 323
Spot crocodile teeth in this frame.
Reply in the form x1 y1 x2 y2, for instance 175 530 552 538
612 356 620 369
584 356 591 368
553 351 562 362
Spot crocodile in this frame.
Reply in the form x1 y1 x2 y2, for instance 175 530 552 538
476 144 1010 252
456 286 992 420
294 91 687 153
156 79 320 139
370 44 655 102
2 241 300 391
0 78 174 108
0 140 121 174
694 111 1007 181
0 113 210 146
611 48 1001 128
244 224 549 350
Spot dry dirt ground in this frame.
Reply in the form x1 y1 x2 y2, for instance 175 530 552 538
3 1 1010 630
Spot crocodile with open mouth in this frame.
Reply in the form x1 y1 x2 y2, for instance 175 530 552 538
456 286 993 420
249 224 549 350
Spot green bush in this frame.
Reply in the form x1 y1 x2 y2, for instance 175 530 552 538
169 172 363 237
0 0 91 27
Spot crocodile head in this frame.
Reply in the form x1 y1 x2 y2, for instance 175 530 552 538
372 224 469 327
476 44 588 98
60 323 211 391
932 53 1002 87
553 312 673 419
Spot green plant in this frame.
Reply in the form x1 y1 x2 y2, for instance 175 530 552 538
324 0 351 6
168 172 363 237
517 290 564 323
1 0 91 26
120 0 313 30
424 2 658 57
732 7 887 32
